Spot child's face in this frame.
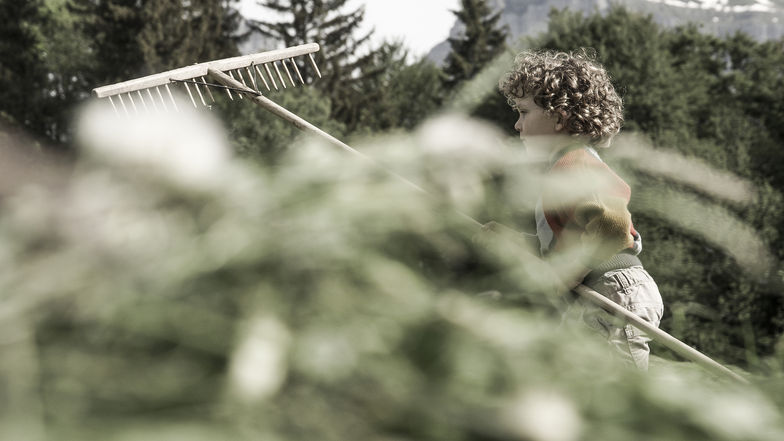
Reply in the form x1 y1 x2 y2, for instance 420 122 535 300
512 96 563 139
512 96 567 160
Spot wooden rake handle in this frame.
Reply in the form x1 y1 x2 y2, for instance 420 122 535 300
573 285 748 383
208 69 356 154
207 68 749 385
208 68 434 197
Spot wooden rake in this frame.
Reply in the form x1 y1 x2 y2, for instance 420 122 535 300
91 43 749 385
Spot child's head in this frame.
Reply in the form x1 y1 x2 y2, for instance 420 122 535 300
499 48 623 147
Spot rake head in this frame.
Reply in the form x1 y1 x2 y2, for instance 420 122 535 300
92 43 323 115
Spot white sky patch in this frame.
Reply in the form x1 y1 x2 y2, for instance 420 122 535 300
240 0 459 57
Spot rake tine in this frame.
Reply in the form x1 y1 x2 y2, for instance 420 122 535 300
236 69 252 92
117 94 130 117
136 90 149 113
127 93 138 112
291 58 305 85
184 82 199 108
254 65 271 91
194 80 208 106
156 86 169 112
222 75 235 100
107 96 120 116
165 83 180 112
228 71 244 99
127 92 139 114
147 88 160 113
282 59 295 86
264 63 279 90
308 53 322 78
245 66 259 92
273 61 287 89
201 76 216 103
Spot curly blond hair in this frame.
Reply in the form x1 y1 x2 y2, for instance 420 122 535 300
499 48 623 147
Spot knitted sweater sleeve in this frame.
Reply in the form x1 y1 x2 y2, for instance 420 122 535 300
572 189 635 266
544 149 635 268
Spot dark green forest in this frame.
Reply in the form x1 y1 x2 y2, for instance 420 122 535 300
2 0 784 439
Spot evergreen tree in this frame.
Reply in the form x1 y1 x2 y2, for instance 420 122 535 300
67 0 147 85
38 0 98 144
68 0 243 84
0 0 50 133
249 0 383 131
442 0 507 90
138 1 243 72
353 42 445 133
719 33 784 186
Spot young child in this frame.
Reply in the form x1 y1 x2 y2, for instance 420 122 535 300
498 49 664 370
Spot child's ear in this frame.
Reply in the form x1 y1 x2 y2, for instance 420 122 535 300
555 110 569 132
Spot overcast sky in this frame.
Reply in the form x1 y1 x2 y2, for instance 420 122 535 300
240 0 460 57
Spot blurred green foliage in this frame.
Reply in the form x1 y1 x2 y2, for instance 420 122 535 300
3 109 784 440
2 2 784 439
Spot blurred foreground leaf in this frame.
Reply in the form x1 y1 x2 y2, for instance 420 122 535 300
0 107 783 441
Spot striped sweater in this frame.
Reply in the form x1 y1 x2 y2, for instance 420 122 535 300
535 146 642 269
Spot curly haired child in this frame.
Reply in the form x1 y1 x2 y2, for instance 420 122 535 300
497 48 664 370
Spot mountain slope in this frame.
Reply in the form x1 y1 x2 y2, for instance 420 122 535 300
428 0 784 64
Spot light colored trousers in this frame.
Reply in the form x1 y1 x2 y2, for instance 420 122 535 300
565 266 665 370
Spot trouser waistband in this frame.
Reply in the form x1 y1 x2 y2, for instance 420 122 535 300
583 251 642 286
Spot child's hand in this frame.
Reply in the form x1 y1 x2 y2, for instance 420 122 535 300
472 221 499 248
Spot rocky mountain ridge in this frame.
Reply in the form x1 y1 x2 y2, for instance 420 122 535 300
428 0 784 64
